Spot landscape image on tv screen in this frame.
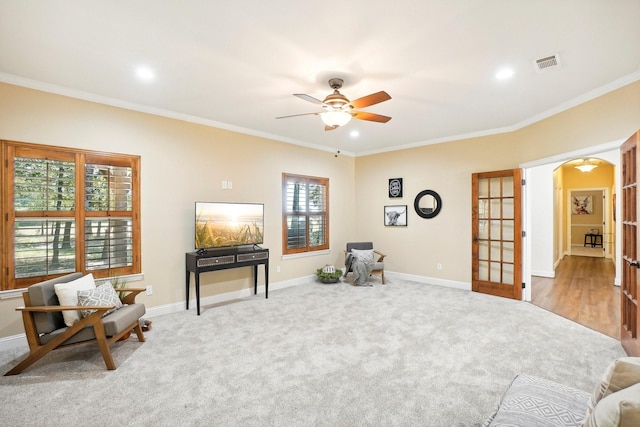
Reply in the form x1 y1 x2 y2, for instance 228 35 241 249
195 202 264 249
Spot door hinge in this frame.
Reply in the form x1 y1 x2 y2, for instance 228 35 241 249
522 230 526 237
522 283 526 289
521 178 526 185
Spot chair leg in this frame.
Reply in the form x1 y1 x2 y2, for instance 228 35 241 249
381 271 385 284
93 323 116 370
133 323 146 342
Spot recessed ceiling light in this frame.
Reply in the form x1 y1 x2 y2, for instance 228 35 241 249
135 66 155 81
495 67 515 80
350 130 359 138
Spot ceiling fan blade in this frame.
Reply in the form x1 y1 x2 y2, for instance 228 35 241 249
324 124 339 131
276 112 321 119
349 91 391 109
353 111 392 123
294 94 324 105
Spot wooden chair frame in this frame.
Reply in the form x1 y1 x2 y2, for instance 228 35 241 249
5 288 146 376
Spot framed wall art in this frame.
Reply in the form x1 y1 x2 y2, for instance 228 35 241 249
388 178 403 198
384 205 407 226
571 195 593 215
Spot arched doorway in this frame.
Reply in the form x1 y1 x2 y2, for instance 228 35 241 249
523 143 621 338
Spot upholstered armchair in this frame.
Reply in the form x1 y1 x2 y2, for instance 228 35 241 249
344 242 386 284
5 272 146 376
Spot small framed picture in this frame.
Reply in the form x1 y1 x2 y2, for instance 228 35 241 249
384 205 408 226
388 178 403 198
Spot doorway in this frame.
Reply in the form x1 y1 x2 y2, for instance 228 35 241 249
567 188 606 258
523 142 622 335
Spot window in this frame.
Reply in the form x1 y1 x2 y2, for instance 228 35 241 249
282 173 329 255
1 141 141 290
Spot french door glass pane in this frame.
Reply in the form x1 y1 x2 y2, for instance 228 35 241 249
479 199 489 219
478 260 489 281
503 220 514 241
490 178 501 197
478 241 488 260
503 199 514 219
490 220 501 239
502 176 514 197
503 242 514 263
479 220 489 239
478 178 489 198
490 241 501 261
490 262 501 282
490 199 501 217
503 263 514 285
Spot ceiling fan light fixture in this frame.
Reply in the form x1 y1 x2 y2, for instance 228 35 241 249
320 111 352 127
575 159 598 173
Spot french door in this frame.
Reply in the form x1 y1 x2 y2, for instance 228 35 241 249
621 131 640 356
472 169 523 300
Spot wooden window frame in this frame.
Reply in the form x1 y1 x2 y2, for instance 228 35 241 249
1 140 141 290
282 173 329 255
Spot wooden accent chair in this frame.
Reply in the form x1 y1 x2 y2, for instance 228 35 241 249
5 272 146 376
344 242 386 284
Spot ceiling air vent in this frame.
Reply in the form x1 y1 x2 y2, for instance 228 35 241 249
534 54 560 72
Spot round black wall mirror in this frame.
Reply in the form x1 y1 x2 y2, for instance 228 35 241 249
414 190 442 219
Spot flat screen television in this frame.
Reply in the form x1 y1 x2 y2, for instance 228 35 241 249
195 202 264 250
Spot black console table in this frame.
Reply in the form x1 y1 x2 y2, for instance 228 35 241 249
185 247 269 315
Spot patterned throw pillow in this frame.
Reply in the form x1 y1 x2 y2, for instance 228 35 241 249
485 374 589 426
351 248 374 265
77 283 123 318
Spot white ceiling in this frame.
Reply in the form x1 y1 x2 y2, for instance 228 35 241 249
1 1 639 156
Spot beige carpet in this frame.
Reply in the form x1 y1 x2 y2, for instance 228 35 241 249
0 279 626 426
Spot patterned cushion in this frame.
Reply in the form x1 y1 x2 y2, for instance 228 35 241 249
486 374 589 427
77 283 123 318
583 383 640 427
586 357 640 417
53 273 97 327
351 248 374 265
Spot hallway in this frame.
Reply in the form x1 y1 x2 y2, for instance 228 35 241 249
531 255 619 339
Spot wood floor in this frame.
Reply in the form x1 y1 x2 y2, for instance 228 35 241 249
531 255 620 339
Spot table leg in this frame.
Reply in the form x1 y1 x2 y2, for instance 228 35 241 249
265 263 269 299
185 270 190 310
195 273 201 316
253 265 258 295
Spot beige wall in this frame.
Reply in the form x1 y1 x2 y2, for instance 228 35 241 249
0 83 356 339
0 79 639 341
354 81 639 284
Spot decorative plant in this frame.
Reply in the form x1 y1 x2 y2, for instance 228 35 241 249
109 276 128 299
316 266 342 282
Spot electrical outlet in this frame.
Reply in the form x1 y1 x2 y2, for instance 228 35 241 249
221 180 228 189
227 181 232 189
146 285 152 295
437 263 442 271
276 266 280 273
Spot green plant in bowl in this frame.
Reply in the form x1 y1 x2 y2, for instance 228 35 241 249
316 267 342 283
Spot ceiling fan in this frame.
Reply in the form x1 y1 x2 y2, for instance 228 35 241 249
276 78 392 131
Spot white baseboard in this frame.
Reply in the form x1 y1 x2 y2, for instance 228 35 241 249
386 271 470 291
531 269 555 278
